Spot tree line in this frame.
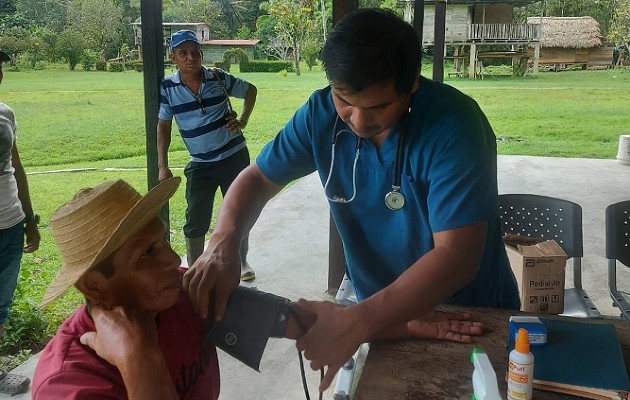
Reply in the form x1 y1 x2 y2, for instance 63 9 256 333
0 0 627 72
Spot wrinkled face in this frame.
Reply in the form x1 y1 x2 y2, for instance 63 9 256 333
102 218 182 313
171 41 203 74
331 81 418 141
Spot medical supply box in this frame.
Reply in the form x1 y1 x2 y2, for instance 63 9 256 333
504 237 567 314
509 316 547 346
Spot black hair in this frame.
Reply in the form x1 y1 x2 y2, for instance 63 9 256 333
321 8 421 95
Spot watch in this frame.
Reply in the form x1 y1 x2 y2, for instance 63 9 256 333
25 213 40 225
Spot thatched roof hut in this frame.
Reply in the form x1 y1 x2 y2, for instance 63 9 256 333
527 16 603 48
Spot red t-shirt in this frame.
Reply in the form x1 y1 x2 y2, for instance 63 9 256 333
32 289 220 399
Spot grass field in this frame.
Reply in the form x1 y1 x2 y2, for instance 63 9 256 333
3 65 629 169
1 64 629 367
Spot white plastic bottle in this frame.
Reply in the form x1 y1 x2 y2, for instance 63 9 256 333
507 328 534 399
471 347 502 400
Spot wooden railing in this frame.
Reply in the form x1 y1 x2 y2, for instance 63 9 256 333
134 31 171 47
468 23 540 41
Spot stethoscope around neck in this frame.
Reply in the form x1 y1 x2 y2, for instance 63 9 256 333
323 108 411 211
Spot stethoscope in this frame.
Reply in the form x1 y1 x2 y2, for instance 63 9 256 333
323 108 410 211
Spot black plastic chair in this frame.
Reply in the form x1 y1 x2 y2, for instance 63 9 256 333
498 194 601 318
607 200 630 320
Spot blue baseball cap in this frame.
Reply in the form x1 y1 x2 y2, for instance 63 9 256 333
171 30 199 49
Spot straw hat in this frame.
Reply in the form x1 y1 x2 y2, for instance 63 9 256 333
40 177 181 307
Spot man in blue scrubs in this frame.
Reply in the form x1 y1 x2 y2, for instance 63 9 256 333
183 9 520 391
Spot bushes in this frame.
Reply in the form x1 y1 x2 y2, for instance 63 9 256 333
221 48 249 73
218 47 295 74
15 57 47 71
95 60 107 71
240 60 294 73
82 49 97 71
108 62 124 72
0 272 48 372
0 295 48 355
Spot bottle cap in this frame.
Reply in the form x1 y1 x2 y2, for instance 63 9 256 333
515 327 530 354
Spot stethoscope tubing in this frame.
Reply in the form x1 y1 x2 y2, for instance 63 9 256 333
392 109 410 190
323 130 361 203
324 108 410 210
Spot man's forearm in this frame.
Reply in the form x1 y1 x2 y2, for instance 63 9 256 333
156 121 172 169
119 347 178 400
14 163 34 218
239 85 257 125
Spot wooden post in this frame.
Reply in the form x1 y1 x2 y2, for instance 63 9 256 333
332 0 358 25
469 43 477 79
140 0 169 235
413 0 425 72
433 0 447 82
533 43 540 74
327 0 358 294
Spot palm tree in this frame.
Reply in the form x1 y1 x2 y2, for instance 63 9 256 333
214 0 248 34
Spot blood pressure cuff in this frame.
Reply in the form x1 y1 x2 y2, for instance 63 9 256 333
205 286 292 371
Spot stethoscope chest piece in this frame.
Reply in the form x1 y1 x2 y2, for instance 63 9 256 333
385 190 405 211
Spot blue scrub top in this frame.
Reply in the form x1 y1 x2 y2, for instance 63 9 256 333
257 77 519 309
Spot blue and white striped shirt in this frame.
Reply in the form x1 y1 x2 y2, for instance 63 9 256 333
159 67 250 162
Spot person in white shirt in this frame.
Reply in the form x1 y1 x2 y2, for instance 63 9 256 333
0 48 39 395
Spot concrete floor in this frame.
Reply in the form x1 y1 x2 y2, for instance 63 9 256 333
4 155 630 400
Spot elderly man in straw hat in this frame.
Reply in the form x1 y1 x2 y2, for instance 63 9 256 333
30 177 309 399
31 177 482 399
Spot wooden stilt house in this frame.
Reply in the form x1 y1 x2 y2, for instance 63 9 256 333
526 16 614 70
399 0 544 78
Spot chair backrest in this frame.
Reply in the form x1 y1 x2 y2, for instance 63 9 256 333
606 200 630 267
498 194 583 258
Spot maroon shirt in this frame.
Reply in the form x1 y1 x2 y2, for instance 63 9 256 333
32 288 219 399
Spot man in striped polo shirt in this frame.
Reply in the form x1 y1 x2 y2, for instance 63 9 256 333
157 30 258 281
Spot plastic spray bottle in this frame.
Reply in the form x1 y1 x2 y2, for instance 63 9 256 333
507 328 534 400
471 347 502 400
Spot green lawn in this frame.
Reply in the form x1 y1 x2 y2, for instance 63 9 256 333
1 64 629 367
4 66 629 169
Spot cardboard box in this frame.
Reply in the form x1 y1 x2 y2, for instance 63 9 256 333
504 238 567 314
